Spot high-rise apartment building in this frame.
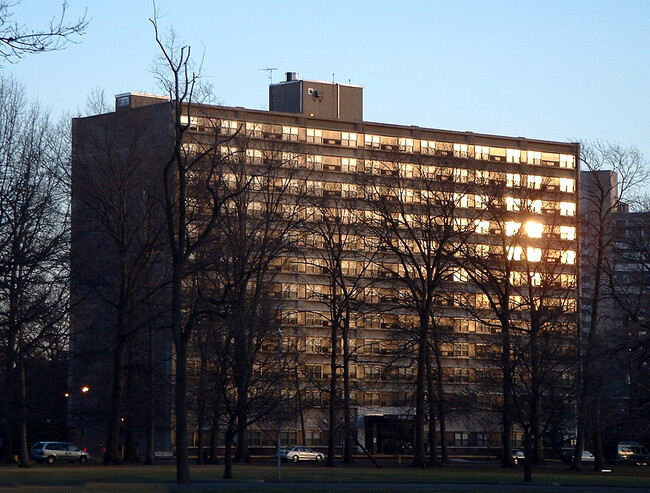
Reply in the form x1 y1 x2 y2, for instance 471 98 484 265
71 73 580 458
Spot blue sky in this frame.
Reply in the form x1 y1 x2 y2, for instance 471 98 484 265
4 1 650 160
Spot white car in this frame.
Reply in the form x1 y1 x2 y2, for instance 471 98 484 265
279 445 324 463
30 441 89 464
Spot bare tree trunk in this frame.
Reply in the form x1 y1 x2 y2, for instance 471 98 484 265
295 367 307 446
145 328 155 465
326 315 338 466
104 337 125 464
413 313 428 468
172 263 190 483
17 362 30 468
342 315 353 463
523 430 533 482
208 403 220 464
2 358 15 463
426 353 437 467
434 348 448 464
223 425 235 479
501 316 514 468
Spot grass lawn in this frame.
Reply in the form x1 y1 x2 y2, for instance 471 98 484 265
0 461 649 492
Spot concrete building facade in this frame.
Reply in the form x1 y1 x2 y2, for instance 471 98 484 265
71 74 580 458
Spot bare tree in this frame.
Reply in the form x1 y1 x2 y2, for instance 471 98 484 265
204 144 305 478
306 193 374 465
0 1 88 63
0 77 69 466
578 142 648 471
150 16 242 484
71 105 167 465
362 155 477 467
608 209 650 443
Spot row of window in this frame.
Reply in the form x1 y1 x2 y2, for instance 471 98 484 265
219 147 577 187
193 428 516 449
280 311 575 335
205 117 576 168
272 266 576 300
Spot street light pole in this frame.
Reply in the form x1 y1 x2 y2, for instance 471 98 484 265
277 328 283 481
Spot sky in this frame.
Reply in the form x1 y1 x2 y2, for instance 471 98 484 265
3 1 650 161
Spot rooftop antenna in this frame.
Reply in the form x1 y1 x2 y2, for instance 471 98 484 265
259 67 278 84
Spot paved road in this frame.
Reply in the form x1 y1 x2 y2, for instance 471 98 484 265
172 480 650 492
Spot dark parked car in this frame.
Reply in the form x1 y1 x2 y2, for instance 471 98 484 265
616 442 650 465
30 441 89 464
562 450 595 465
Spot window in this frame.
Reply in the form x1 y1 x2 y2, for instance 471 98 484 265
475 145 489 160
282 126 299 141
561 274 576 287
476 294 491 309
453 343 470 357
507 149 521 163
305 364 323 379
560 154 575 168
397 367 414 381
454 143 468 158
421 139 436 154
342 183 357 198
307 154 323 170
282 283 299 299
507 246 523 260
506 197 521 211
527 199 542 214
527 175 542 189
306 128 323 143
505 222 521 236
220 119 238 134
475 220 490 234
560 178 575 192
246 122 262 138
475 194 488 209
454 432 470 447
560 202 576 216
305 311 324 326
364 134 380 148
399 138 414 152
527 247 542 262
366 392 381 406
281 431 298 446
454 369 470 383
180 115 198 130
246 148 263 164
341 157 357 173
306 337 323 353
366 366 382 380
528 151 542 165
305 431 321 446
341 132 357 146
453 268 469 283
455 193 469 208
116 95 130 107
560 225 576 240
507 173 520 188
525 221 543 238
561 250 576 264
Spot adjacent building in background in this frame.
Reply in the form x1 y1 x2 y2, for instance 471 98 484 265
71 73 580 458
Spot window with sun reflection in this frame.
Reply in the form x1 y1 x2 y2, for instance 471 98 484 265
525 220 543 238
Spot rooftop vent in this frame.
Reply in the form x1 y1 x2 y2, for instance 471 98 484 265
286 72 299 82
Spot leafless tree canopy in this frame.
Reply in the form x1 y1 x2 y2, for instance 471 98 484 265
0 1 88 64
